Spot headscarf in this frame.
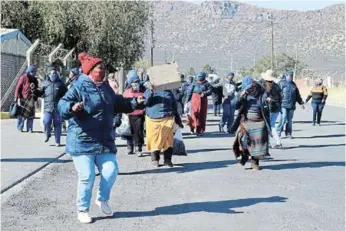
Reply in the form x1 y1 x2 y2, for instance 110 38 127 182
197 72 206 82
315 78 323 86
26 65 37 77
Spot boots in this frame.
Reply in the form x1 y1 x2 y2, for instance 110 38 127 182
136 145 143 157
127 145 134 155
163 148 173 167
251 157 261 170
151 150 160 168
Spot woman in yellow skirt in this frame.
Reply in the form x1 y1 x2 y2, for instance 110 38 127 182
144 83 184 168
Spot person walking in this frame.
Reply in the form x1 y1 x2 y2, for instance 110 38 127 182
123 70 146 157
58 52 144 223
35 66 67 146
259 70 283 149
232 76 271 170
305 78 328 126
186 72 212 136
66 68 80 88
144 83 183 168
277 71 305 139
210 74 223 117
14 64 39 133
219 72 238 133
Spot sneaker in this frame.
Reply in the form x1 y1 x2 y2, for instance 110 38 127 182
219 125 224 133
287 135 294 139
272 144 282 149
152 161 159 168
127 145 134 155
55 143 61 147
77 212 92 224
163 159 174 167
136 146 143 157
95 200 113 215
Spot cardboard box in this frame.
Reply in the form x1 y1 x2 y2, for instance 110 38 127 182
147 63 181 91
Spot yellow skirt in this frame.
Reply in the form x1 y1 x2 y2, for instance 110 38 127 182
146 116 174 152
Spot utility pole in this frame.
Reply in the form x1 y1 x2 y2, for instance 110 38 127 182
293 45 298 81
150 17 154 67
270 13 275 71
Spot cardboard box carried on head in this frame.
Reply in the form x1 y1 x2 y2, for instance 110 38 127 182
147 62 181 91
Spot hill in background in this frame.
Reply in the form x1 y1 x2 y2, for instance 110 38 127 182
144 1 345 79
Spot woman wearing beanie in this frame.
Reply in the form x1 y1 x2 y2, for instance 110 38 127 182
123 70 146 156
58 52 144 223
144 83 184 168
305 78 328 126
185 72 212 136
232 76 272 170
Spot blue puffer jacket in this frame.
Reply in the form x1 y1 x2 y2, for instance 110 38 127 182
58 74 137 155
185 80 212 103
37 78 67 113
144 88 181 124
279 79 304 110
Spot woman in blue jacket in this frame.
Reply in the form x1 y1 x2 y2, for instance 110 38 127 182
186 72 212 136
58 53 143 224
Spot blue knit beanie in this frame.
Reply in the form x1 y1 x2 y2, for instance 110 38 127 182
242 75 254 90
225 72 234 77
197 72 206 81
26 65 37 74
70 68 79 76
127 70 140 84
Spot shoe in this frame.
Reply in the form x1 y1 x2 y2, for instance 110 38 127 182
251 160 261 171
95 200 113 215
240 155 249 166
264 153 271 157
44 135 51 142
313 122 316 126
318 123 321 126
127 145 134 155
190 128 195 135
272 144 282 149
219 125 224 133
77 212 92 224
136 146 143 157
163 159 173 167
55 143 61 147
287 135 294 139
152 161 159 168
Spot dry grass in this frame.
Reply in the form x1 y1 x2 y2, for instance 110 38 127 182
299 86 346 106
0 112 11 119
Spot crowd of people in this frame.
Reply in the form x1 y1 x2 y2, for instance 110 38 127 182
13 53 329 223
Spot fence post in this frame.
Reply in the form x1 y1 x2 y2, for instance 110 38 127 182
48 43 63 63
26 39 40 67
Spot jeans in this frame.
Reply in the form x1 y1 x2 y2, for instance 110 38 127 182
270 112 281 146
220 97 236 131
71 154 119 212
277 108 295 136
312 102 324 124
213 103 221 115
17 117 34 132
44 110 62 144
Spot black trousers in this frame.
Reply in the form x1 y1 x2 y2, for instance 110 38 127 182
151 147 173 161
129 115 145 146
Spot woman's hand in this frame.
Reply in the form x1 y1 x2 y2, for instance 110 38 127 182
72 102 84 112
137 96 145 104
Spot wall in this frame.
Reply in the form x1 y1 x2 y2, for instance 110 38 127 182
1 53 26 111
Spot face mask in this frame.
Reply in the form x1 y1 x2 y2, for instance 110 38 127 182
49 73 59 82
90 69 105 82
132 83 140 91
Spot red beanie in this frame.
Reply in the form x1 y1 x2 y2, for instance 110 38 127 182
78 52 103 75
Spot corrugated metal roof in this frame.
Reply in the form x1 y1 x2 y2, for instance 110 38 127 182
0 28 31 46
0 28 18 36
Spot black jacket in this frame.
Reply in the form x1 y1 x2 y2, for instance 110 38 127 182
279 79 304 110
231 83 272 137
172 88 184 115
36 78 68 113
211 80 224 104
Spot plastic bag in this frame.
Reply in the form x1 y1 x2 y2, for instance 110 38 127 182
9 102 19 118
173 138 187 155
116 114 131 137
174 127 183 141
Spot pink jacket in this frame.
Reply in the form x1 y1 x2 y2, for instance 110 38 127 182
123 87 145 116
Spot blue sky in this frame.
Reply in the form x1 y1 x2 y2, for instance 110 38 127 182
189 1 344 11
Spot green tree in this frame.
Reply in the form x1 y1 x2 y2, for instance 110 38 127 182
251 53 307 78
187 67 196 76
202 64 216 74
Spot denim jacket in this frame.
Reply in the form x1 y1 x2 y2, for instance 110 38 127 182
144 89 181 124
58 74 138 155
186 80 212 103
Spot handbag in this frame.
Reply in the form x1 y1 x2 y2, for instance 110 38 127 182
9 102 19 117
115 114 131 137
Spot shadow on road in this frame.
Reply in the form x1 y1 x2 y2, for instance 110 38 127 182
184 132 233 140
262 161 345 171
119 159 236 175
293 134 345 139
95 196 287 220
281 143 345 149
293 120 345 126
0 158 71 163
188 148 231 154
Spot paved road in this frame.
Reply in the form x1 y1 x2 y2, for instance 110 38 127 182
1 104 345 231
